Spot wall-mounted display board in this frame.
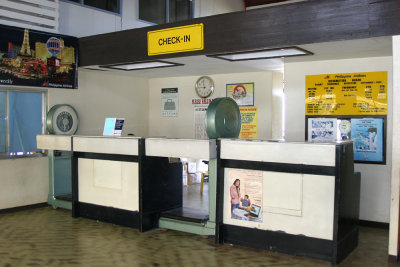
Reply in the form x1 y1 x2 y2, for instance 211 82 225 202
306 116 386 164
239 107 258 139
227 83 254 106
305 71 387 164
306 72 387 115
0 25 78 89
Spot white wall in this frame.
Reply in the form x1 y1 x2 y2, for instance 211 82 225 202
195 0 243 17
0 69 149 210
389 36 400 256
148 71 274 139
0 157 48 209
59 0 153 37
272 72 284 139
285 56 393 223
48 69 149 137
58 0 243 37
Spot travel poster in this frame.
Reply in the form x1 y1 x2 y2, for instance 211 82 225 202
227 168 262 223
227 83 254 106
351 118 384 162
0 24 78 88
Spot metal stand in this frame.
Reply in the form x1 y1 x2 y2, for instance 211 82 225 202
47 150 72 210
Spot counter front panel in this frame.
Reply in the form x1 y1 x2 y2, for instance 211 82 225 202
223 168 335 240
78 158 139 212
220 139 336 166
73 136 139 155
146 138 216 159
36 134 72 151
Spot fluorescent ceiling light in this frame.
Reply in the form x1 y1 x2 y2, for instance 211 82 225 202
208 46 312 61
100 60 183 71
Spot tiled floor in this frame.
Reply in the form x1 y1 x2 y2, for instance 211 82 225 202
0 206 396 267
0 183 396 266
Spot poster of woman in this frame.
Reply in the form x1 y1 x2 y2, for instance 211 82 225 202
227 169 263 223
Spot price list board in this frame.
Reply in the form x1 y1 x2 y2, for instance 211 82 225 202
305 72 387 115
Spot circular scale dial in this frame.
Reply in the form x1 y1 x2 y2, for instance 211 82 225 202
47 104 79 135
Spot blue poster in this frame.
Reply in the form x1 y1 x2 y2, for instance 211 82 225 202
351 118 383 162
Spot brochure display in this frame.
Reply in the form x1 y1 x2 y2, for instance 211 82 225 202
103 118 125 136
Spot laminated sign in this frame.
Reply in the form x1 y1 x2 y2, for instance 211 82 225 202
148 24 204 56
306 72 387 115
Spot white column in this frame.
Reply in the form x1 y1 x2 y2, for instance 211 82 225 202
389 35 400 257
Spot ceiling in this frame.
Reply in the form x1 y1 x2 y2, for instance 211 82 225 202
80 36 392 78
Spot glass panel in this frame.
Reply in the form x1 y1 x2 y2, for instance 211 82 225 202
9 92 42 154
0 92 6 153
139 0 166 24
169 0 192 23
84 0 120 13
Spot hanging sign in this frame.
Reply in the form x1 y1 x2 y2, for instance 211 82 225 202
305 72 387 115
239 107 258 139
148 24 204 56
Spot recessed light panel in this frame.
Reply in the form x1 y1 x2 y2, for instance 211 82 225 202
208 46 312 61
100 60 183 71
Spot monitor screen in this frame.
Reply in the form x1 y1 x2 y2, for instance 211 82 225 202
249 204 261 217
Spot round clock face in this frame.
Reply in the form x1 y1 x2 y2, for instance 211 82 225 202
56 111 73 133
195 76 215 98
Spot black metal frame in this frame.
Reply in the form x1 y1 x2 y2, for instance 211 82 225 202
305 115 387 164
215 140 359 264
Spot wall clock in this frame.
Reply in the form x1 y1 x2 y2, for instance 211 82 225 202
195 76 215 98
46 104 79 135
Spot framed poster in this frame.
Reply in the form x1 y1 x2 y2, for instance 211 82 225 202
307 118 337 141
0 25 78 89
351 118 384 163
226 83 254 106
161 88 178 117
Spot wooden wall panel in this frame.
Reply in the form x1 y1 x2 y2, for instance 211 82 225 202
78 0 400 67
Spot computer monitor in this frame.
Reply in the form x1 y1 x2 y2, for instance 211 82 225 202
249 204 261 217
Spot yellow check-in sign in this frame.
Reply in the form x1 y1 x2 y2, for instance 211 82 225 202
148 24 204 56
